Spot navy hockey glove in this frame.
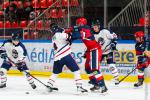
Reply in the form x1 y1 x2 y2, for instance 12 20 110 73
0 52 7 59
16 62 28 72
0 49 7 59
111 40 118 51
138 56 148 64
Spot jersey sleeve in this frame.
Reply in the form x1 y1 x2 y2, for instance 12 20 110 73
19 42 27 56
59 32 69 40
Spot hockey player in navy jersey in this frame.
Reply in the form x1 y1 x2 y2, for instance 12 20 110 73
47 23 87 93
91 20 120 85
134 31 150 87
0 33 36 89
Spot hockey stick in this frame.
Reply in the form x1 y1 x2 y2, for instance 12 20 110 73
6 56 58 91
115 67 137 85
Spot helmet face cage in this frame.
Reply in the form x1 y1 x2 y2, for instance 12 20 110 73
92 20 100 27
49 23 59 34
12 33 20 41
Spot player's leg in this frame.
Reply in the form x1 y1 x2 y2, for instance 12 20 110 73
17 62 37 89
134 68 145 87
65 54 88 93
47 60 64 90
107 52 119 84
134 57 149 87
90 49 108 93
0 61 12 88
84 51 95 85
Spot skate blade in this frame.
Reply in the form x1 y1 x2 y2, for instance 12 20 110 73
74 91 88 95
100 91 109 96
133 86 143 89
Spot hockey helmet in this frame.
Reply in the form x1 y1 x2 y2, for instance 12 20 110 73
134 31 144 38
49 23 63 34
92 19 101 26
12 33 20 41
76 17 87 26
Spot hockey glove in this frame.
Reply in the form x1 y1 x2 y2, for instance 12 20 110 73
111 40 118 51
0 49 7 59
0 53 7 59
16 62 27 72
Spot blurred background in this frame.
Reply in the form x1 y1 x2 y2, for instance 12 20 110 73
0 0 149 40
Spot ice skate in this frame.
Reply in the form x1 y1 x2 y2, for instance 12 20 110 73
47 81 58 91
77 86 88 93
90 85 100 92
100 86 108 94
134 78 144 87
30 83 37 89
113 78 120 85
0 83 6 88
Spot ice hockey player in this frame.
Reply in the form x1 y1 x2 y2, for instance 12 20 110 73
91 19 119 85
134 31 150 87
0 33 36 89
47 23 87 93
70 17 108 93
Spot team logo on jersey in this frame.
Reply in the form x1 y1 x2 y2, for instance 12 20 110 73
98 37 105 45
12 49 18 59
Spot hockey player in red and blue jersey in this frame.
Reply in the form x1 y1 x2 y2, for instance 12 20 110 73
134 31 150 87
71 17 108 93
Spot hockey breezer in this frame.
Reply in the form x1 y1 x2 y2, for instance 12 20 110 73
6 56 58 92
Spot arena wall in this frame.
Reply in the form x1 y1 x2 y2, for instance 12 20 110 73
0 40 149 83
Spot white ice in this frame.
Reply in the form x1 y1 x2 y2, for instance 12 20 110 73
0 75 149 100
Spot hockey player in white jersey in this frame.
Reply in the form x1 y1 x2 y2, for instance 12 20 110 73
91 20 119 85
0 33 36 89
47 23 87 93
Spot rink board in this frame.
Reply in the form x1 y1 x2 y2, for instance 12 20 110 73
0 40 150 82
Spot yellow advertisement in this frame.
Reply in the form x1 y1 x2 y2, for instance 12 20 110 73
114 50 136 64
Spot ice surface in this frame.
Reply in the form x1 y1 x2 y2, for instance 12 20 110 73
0 76 149 100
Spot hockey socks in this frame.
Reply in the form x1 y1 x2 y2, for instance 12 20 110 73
0 68 7 88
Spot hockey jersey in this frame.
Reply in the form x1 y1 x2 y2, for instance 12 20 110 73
52 31 71 61
72 25 100 51
135 39 149 56
94 29 117 54
1 40 27 63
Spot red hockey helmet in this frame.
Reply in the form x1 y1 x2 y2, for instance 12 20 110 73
134 31 144 37
76 17 87 26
